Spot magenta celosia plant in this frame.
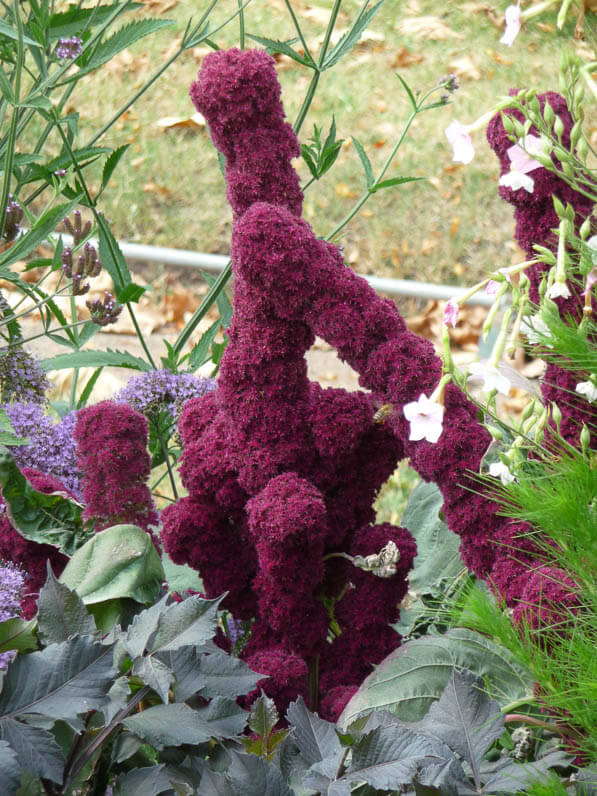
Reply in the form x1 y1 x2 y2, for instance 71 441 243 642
162 51 597 722
74 401 159 536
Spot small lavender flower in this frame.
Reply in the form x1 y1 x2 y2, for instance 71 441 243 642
3 403 80 496
2 196 23 243
55 36 82 60
0 561 25 670
86 292 122 326
114 369 217 422
0 346 49 404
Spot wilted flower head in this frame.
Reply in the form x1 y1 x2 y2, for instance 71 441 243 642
443 298 459 327
468 361 511 395
488 460 516 484
575 380 597 403
55 36 82 60
0 346 49 404
351 540 401 578
2 196 23 243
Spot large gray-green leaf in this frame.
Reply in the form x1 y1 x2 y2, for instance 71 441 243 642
340 628 533 727
0 738 21 794
162 554 203 593
37 567 96 644
122 698 245 750
114 763 191 796
0 719 63 784
331 725 450 794
158 647 261 702
248 692 278 739
59 525 164 604
148 594 222 653
225 750 295 796
0 636 115 722
286 697 343 781
124 595 169 659
401 481 462 595
131 656 173 704
0 446 84 554
417 669 503 790
483 751 573 793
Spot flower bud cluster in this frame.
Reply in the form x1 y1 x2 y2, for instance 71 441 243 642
62 243 102 296
85 292 123 326
55 36 82 60
63 210 91 246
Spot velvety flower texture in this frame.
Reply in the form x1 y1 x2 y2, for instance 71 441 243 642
74 402 158 535
162 49 417 714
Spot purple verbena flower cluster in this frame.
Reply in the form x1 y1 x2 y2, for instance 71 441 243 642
114 369 216 423
3 403 80 496
74 401 159 536
0 561 24 670
2 196 23 243
0 346 49 404
55 36 82 60
85 292 123 327
162 50 418 719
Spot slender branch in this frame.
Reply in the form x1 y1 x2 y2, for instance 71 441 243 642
0 0 24 240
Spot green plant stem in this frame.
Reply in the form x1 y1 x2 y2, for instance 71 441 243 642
504 713 568 737
308 654 320 712
63 685 151 791
0 0 24 240
237 0 245 49
294 71 320 135
159 435 178 499
283 0 313 62
52 112 157 368
173 261 231 355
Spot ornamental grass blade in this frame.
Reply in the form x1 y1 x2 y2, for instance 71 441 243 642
0 636 115 722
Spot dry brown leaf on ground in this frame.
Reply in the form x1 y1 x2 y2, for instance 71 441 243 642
488 50 513 66
448 54 481 81
391 46 424 68
142 0 178 12
155 113 206 132
335 182 358 198
396 16 464 40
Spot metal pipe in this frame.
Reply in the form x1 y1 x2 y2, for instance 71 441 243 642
58 233 495 306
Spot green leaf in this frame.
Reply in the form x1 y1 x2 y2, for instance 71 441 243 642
186 319 220 371
161 648 262 702
97 216 131 295
122 701 240 749
59 524 164 604
76 320 100 348
101 144 129 192
0 635 115 721
201 270 233 328
19 94 53 111
248 692 278 739
0 199 80 268
0 66 15 105
36 566 96 645
41 348 152 373
400 481 463 596
47 2 142 41
0 720 63 784
339 628 533 727
370 176 427 193
148 594 222 653
123 595 168 659
322 0 385 70
395 72 418 112
162 554 203 594
116 282 145 304
73 19 174 78
301 145 318 179
286 696 343 777
245 34 312 67
0 618 37 655
0 19 42 47
113 764 182 796
76 367 103 408
131 656 173 704
0 446 84 554
352 137 374 188
0 739 21 793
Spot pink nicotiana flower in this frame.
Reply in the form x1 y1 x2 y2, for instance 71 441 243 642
443 299 459 327
575 380 597 403
403 393 445 443
499 134 544 193
500 2 521 46
581 266 597 297
468 362 511 395
485 279 500 295
445 121 475 164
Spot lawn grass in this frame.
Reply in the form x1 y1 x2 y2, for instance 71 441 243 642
47 0 590 290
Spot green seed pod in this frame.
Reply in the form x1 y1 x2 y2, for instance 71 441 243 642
521 399 536 422
576 135 589 163
554 115 565 140
501 113 515 135
532 244 557 265
561 159 575 179
543 101 554 130
570 120 583 150
486 425 503 442
574 81 585 108
580 215 592 240
565 202 575 224
580 424 591 454
511 117 525 140
551 402 562 431
538 274 548 299
552 195 566 220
